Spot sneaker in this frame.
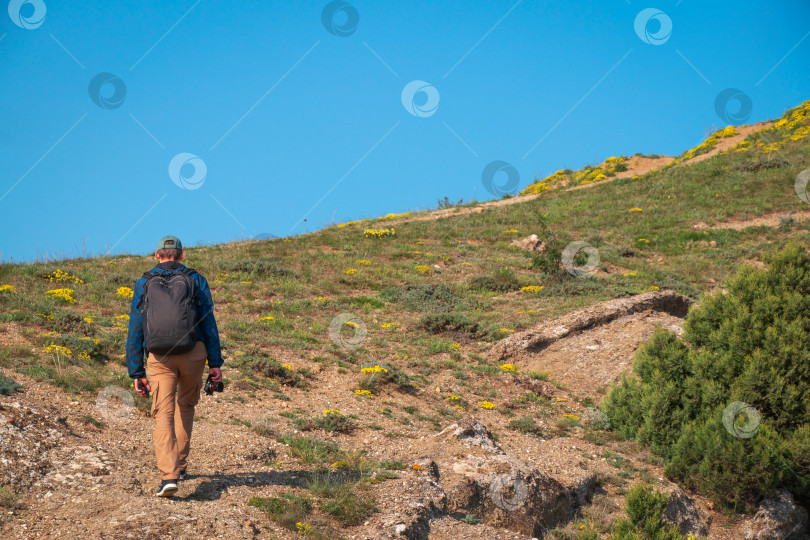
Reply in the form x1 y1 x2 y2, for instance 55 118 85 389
155 479 178 497
178 468 187 481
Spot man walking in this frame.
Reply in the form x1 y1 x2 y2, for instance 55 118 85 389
126 235 223 497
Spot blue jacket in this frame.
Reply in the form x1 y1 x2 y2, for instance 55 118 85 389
126 261 223 378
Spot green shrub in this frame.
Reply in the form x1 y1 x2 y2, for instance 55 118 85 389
418 312 479 336
321 488 377 525
609 483 685 540
467 268 521 292
0 486 22 511
359 362 416 393
312 412 356 434
528 240 563 276
603 245 810 509
246 356 302 386
220 259 293 277
248 493 312 532
379 283 459 311
0 374 23 396
506 416 544 437
278 434 342 465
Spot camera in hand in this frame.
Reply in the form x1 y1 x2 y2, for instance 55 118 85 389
204 374 224 396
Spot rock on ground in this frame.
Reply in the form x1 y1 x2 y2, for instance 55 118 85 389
662 487 711 538
414 416 592 538
743 489 809 540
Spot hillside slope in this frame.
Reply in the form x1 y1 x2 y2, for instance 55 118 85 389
0 100 808 539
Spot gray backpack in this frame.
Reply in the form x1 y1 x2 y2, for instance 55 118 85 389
139 268 199 355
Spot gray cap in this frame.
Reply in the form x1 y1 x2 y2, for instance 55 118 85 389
157 235 183 251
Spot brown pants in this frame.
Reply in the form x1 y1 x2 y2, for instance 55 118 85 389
146 341 207 481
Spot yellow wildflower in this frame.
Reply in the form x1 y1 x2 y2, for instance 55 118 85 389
356 259 372 265
43 344 72 356
504 229 519 233
479 401 496 409
628 207 643 212
323 409 342 416
354 389 373 398
337 219 368 228
363 228 395 238
449 343 462 352
281 364 292 370
521 285 544 293
0 284 16 293
499 364 518 373
45 288 76 304
43 269 83 284
344 268 357 275
361 365 388 374
116 287 134 300
415 265 431 274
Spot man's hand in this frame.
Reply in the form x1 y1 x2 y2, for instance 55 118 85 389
209 367 222 382
134 377 151 398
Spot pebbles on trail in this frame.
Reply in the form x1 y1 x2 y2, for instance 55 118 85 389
0 401 67 488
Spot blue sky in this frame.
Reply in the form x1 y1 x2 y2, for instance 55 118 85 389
2 0 808 262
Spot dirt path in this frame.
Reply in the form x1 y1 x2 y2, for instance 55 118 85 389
693 208 810 231
685 120 774 165
370 121 773 230
567 155 676 192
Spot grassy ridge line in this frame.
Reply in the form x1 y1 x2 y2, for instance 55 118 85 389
0 100 807 403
